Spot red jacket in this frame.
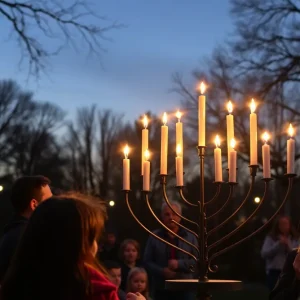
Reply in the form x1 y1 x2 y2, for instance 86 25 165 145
88 266 119 300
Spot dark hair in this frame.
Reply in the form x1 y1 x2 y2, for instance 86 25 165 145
10 175 51 213
269 215 298 240
119 239 140 262
1 193 107 300
126 267 149 299
104 260 121 270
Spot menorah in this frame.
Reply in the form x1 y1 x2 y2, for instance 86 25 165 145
122 83 297 300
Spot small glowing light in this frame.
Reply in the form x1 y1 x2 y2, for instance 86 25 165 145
254 197 260 204
176 144 182 156
288 123 295 138
124 145 130 158
143 115 148 128
227 101 233 114
0 186 4 192
262 132 270 143
215 135 221 148
144 149 150 160
176 110 182 121
250 98 256 113
162 112 167 125
230 138 236 149
109 200 115 207
199 82 206 94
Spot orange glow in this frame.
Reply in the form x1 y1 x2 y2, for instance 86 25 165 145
162 112 167 125
144 149 150 160
176 144 182 156
176 110 182 121
250 98 256 113
199 82 206 94
124 145 130 158
227 101 233 114
288 123 295 137
262 131 270 143
143 115 148 128
230 138 236 149
215 135 221 148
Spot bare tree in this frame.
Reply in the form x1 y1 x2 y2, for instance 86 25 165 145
0 0 121 76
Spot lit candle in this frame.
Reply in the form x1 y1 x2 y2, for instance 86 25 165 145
143 149 150 191
226 101 234 168
214 135 223 182
176 144 183 186
141 115 149 175
160 112 168 175
287 124 295 174
198 82 206 146
250 99 258 165
176 111 183 158
262 132 271 178
229 139 237 183
123 145 130 190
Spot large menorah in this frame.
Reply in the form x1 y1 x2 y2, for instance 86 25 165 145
122 83 297 300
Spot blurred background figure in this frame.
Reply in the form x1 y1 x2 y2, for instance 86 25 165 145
126 267 151 300
98 226 120 262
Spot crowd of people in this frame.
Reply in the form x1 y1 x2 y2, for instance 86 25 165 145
0 175 299 299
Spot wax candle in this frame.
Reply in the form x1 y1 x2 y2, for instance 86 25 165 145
287 124 295 174
198 82 206 146
143 149 150 191
262 132 271 178
226 101 234 168
160 112 168 175
229 139 237 183
214 135 223 182
250 99 258 165
123 145 130 190
176 144 183 186
176 110 183 158
141 115 149 175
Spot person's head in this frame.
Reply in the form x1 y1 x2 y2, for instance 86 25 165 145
104 261 122 288
1 193 107 300
270 215 297 238
161 201 182 231
10 175 52 217
120 239 140 265
127 267 149 298
105 227 117 246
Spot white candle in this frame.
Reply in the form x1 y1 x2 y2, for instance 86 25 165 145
226 101 234 168
214 135 223 182
198 82 206 146
143 149 150 191
250 99 258 165
176 144 183 186
287 124 295 174
229 139 237 183
262 132 271 178
141 115 149 175
176 111 183 158
160 112 168 175
123 145 130 190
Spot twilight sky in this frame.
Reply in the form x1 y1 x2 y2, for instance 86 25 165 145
0 0 233 121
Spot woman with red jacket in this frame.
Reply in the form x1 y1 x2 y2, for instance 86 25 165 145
0 193 142 300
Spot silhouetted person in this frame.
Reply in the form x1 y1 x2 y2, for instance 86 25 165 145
98 227 120 262
0 176 52 281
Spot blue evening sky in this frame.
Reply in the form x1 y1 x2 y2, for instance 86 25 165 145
0 0 233 121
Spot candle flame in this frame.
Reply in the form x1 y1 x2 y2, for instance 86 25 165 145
262 131 270 143
162 112 167 125
199 82 206 94
124 144 130 158
143 114 148 128
215 135 221 148
227 101 233 114
288 123 295 137
176 144 182 156
144 149 150 160
176 110 182 121
250 98 256 113
230 138 236 149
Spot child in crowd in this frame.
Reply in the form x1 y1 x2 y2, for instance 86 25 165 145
127 267 151 300
119 239 143 291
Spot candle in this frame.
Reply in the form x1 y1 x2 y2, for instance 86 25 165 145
141 115 149 175
229 139 237 182
143 149 150 191
214 135 223 182
123 145 130 190
198 82 206 146
287 124 295 174
176 144 183 186
262 132 271 178
250 99 258 165
226 101 234 168
160 112 168 175
176 111 183 158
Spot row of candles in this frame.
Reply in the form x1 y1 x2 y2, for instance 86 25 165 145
123 83 296 191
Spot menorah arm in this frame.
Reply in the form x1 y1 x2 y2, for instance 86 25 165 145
204 182 222 206
171 220 199 239
208 175 295 270
207 173 256 237
208 178 271 251
161 175 199 228
145 193 200 255
207 184 235 221
178 187 197 207
125 191 197 261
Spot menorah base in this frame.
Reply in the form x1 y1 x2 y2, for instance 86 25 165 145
165 279 243 300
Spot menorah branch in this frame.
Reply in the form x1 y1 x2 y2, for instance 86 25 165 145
178 187 197 207
204 182 222 206
172 220 199 239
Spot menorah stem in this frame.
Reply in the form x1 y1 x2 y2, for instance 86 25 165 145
198 146 208 281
